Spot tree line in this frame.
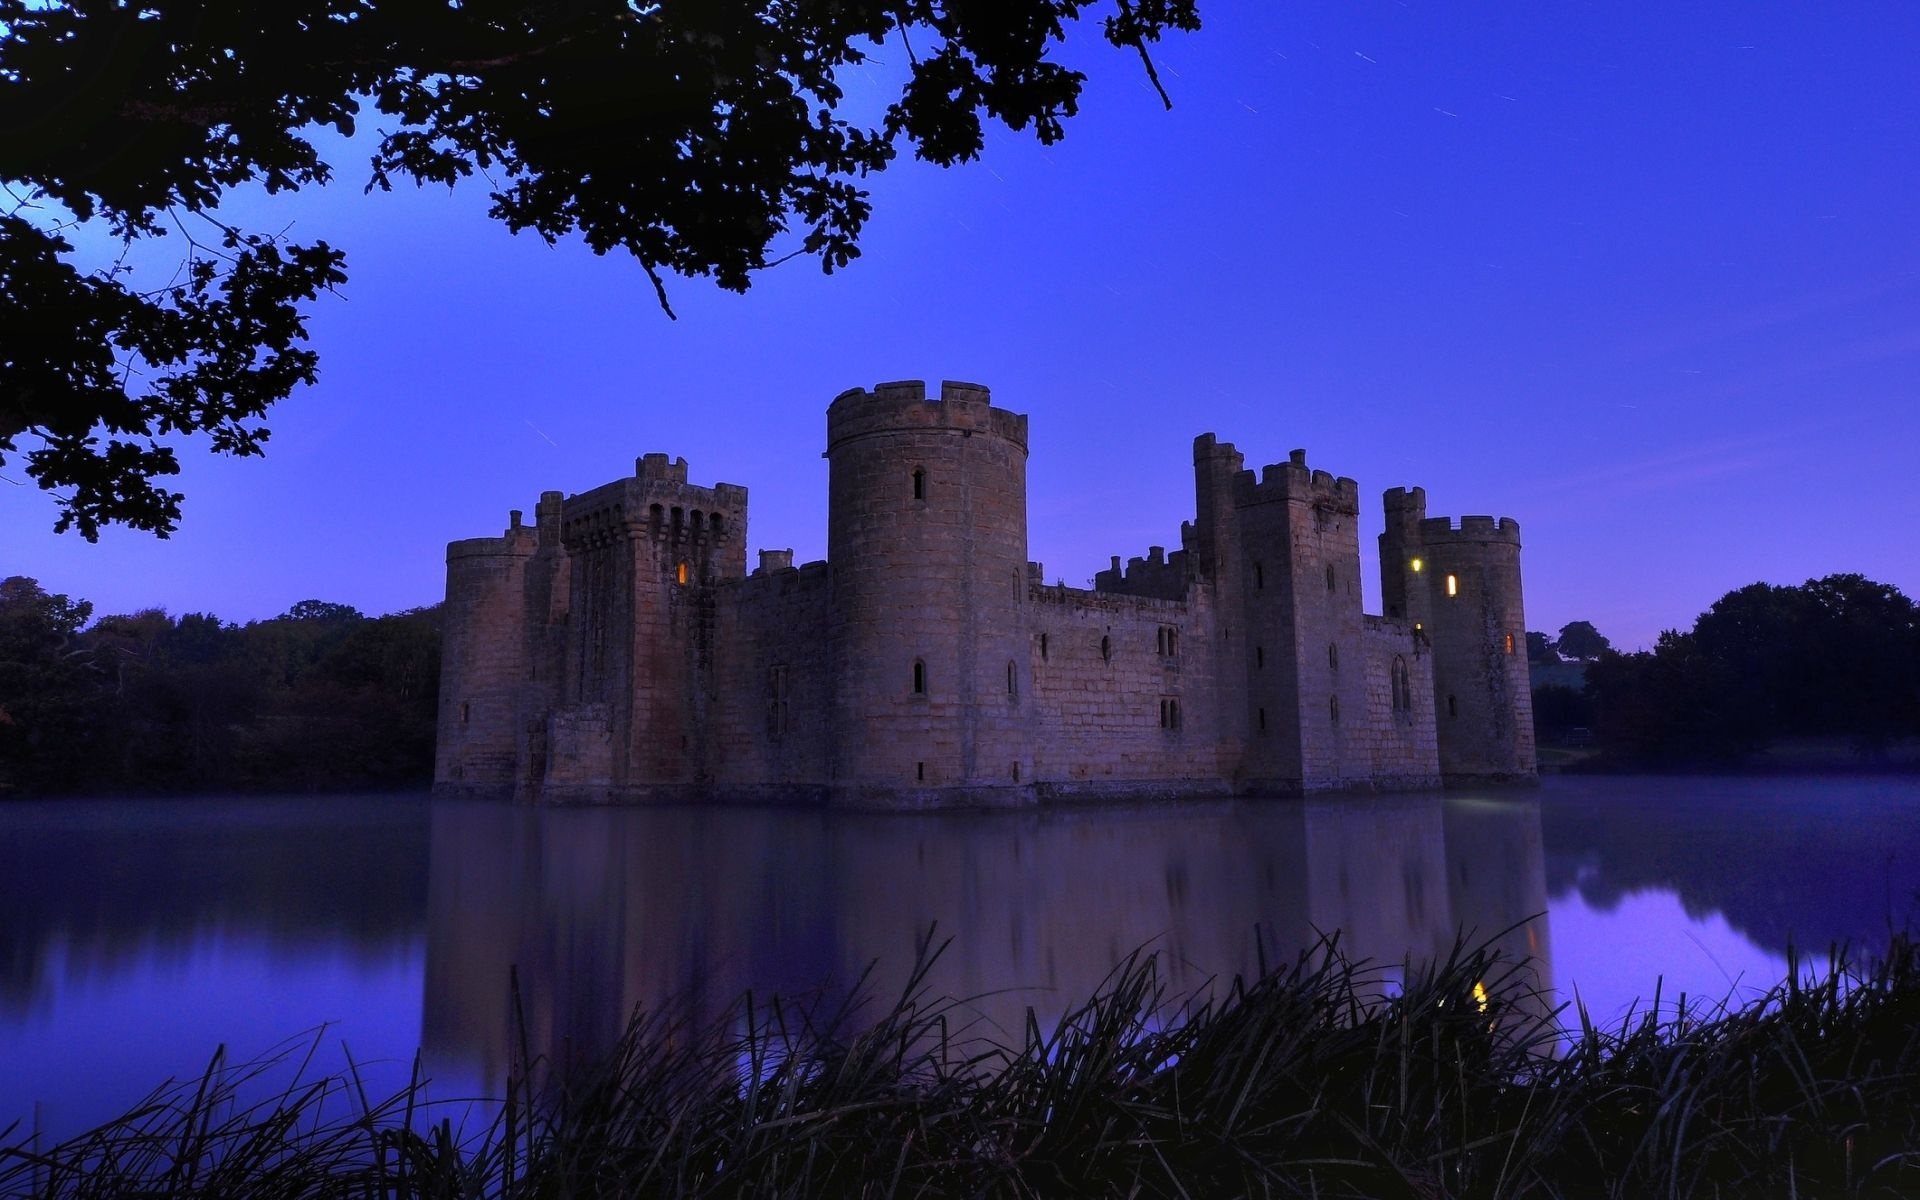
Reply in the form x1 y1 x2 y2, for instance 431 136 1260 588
0 577 438 795
1532 573 1920 767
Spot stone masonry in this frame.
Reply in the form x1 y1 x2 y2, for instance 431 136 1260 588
435 380 1537 808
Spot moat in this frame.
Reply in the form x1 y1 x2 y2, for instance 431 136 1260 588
5 774 1920 1141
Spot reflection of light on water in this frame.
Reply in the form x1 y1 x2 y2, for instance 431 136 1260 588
1548 887 1789 1029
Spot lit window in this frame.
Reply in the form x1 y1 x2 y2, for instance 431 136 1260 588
676 561 689 585
1504 632 1516 656
1410 557 1424 573
1445 573 1458 597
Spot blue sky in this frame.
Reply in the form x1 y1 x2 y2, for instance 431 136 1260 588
6 1 1917 649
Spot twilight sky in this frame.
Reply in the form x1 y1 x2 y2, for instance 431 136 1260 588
6 2 1918 650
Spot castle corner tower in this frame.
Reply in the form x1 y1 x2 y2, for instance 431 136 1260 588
824 381 1034 807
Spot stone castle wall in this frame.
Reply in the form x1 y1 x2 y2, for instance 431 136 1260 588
711 557 835 801
1023 584 1228 799
435 379 1535 808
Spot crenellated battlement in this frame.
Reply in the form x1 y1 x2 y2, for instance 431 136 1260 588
1231 449 1360 512
446 503 545 561
447 530 536 561
1193 433 1244 467
1417 515 1522 545
1093 542 1190 600
636 452 688 484
826 378 1029 451
559 471 746 553
1383 486 1428 517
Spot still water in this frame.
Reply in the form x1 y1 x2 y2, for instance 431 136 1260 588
4 776 1919 1140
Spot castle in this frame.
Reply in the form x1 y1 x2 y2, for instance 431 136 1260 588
435 380 1536 808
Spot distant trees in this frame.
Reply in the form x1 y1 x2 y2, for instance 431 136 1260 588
1526 631 1559 664
1583 574 1920 765
0 577 439 795
1552 621 1612 663
0 577 99 791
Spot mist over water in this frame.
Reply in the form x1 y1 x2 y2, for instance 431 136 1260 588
4 776 1918 1140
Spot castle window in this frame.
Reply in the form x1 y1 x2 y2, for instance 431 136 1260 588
1504 632 1516 656
1100 635 1113 663
460 702 470 725
1006 660 1019 700
1392 656 1411 713
690 509 704 531
1257 706 1267 733
710 514 725 536
671 506 683 527
1039 632 1049 661
912 659 927 695
1160 698 1181 729
1012 761 1021 782
1255 645 1264 670
650 503 664 524
676 561 690 585
1330 695 1341 725
1328 642 1339 671
912 467 926 501
1254 562 1265 589
1448 694 1458 718
766 665 790 738
1411 557 1424 573
1013 570 1022 604
1446 573 1459 597
1158 626 1179 657
917 761 925 782
1326 564 1336 592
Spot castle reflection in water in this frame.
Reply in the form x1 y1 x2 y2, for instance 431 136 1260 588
421 794 1553 1092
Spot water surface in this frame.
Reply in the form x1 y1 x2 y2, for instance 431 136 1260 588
4 776 1918 1140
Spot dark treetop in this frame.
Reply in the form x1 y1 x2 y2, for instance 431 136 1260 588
0 0 1199 539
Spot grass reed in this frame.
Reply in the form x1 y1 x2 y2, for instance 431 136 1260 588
6 930 1919 1198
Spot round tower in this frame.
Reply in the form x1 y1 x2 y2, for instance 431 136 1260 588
436 513 540 793
1418 516 1536 782
825 380 1033 806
